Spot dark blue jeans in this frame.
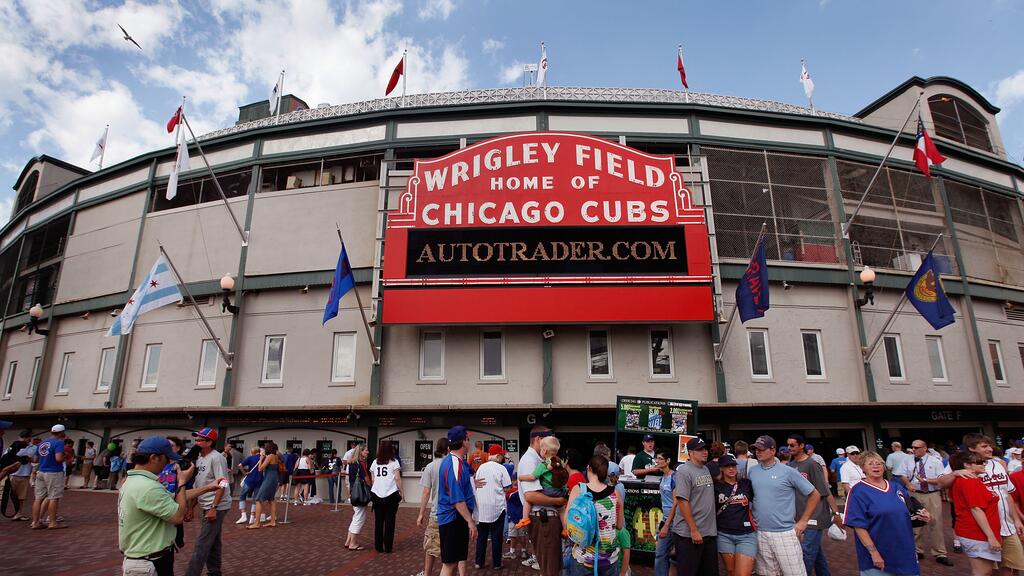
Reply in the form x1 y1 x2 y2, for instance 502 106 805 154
475 511 506 568
800 528 831 576
326 475 338 503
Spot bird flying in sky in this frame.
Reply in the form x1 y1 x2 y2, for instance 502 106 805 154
118 24 142 50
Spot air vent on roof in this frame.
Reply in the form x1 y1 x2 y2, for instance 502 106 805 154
1005 305 1024 322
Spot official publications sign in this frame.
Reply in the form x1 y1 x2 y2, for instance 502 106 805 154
382 132 713 324
615 395 698 436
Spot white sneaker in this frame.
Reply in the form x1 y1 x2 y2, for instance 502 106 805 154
248 516 256 524
522 556 538 569
235 514 248 524
411 572 425 576
503 550 517 560
261 514 269 522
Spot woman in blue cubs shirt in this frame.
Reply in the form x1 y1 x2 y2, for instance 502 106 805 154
714 454 757 576
844 451 930 576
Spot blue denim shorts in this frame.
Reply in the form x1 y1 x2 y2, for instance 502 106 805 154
717 531 757 558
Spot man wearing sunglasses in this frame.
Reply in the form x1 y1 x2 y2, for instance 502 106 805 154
895 439 954 567
839 446 865 495
184 427 232 576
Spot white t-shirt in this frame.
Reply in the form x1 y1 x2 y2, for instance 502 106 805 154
618 454 636 479
297 455 312 471
1009 459 1023 474
370 459 401 498
343 447 357 464
840 460 865 488
518 447 545 508
475 460 512 523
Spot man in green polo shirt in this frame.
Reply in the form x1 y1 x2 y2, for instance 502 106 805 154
119 436 219 576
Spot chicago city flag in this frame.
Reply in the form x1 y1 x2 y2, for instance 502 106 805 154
322 243 355 325
913 116 946 178
905 251 955 330
736 236 770 323
107 255 183 336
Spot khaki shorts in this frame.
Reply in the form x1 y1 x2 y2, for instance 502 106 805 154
35 471 65 500
11 475 30 500
424 516 440 558
1000 533 1024 570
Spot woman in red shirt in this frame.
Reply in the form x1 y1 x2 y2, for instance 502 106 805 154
952 450 1002 575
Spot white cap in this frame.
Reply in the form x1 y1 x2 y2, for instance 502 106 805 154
1007 447 1023 456
845 445 862 453
51 424 66 433
835 448 846 455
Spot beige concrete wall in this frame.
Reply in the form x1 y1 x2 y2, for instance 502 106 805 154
58 192 147 303
246 182 378 274
39 315 114 411
79 167 150 203
548 115 689 134
0 330 45 411
698 120 824 147
973 299 1024 400
37 163 84 200
231 288 374 408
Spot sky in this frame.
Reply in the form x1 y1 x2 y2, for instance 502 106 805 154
2 0 1023 224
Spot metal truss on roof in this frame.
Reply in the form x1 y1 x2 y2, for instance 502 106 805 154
200 87 857 141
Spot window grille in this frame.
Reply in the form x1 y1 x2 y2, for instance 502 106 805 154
928 95 993 153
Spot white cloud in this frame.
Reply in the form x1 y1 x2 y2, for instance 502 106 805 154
0 195 14 225
418 0 455 20
994 70 1024 108
499 62 528 85
482 38 504 54
20 0 185 54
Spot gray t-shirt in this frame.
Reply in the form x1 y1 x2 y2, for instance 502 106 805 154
194 450 232 511
419 457 444 520
788 457 831 531
672 461 717 538
748 462 815 532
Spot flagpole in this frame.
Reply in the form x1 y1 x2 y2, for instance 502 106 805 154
335 225 380 364
862 233 944 361
679 45 689 104
401 50 407 109
158 244 233 369
99 125 109 169
715 222 768 361
841 91 925 238
180 113 248 245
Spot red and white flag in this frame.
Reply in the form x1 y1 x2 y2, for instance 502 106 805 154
537 43 548 86
677 48 688 90
800 60 814 100
914 117 946 178
166 128 191 200
385 54 404 96
166 106 182 134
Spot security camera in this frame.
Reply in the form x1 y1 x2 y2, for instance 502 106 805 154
783 281 793 290
542 329 555 339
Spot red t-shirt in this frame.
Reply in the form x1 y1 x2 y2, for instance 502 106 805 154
953 476 1002 542
566 471 585 492
1010 470 1024 512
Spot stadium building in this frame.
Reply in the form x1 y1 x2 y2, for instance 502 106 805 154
1 77 1022 492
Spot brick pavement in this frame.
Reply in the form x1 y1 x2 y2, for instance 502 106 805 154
0 490 963 575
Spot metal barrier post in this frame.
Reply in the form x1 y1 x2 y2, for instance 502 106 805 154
280 474 294 524
331 470 343 512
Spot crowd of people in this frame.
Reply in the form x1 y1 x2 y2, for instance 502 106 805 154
5 418 1024 576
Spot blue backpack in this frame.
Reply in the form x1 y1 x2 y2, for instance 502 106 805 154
565 484 600 574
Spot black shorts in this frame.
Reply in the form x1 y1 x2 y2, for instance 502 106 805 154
439 515 469 564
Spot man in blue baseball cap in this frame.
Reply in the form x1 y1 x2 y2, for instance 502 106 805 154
119 436 221 576
437 426 477 576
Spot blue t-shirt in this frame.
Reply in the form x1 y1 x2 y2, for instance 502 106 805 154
843 480 919 575
437 454 476 526
748 462 815 532
284 452 298 473
659 471 677 515
37 438 65 473
241 455 263 487
506 488 524 522
829 456 847 475
158 463 178 493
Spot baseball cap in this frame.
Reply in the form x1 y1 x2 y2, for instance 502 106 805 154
836 448 846 455
845 445 862 454
608 462 621 477
136 436 181 461
51 424 66 433
447 425 470 443
0 420 12 429
753 435 776 450
805 443 815 452
642 434 656 442
487 443 507 456
779 446 791 455
1007 447 1023 456
718 454 738 467
19 429 32 439
529 429 552 438
686 437 707 452
192 427 218 442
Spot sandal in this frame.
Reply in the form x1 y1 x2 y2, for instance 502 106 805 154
348 545 365 551
47 524 69 529
246 525 262 530
264 522 276 528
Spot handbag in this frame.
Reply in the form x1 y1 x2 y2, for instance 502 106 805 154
904 493 927 528
350 466 372 507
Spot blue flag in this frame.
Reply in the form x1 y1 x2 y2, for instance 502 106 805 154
322 244 355 325
905 251 955 330
736 238 769 323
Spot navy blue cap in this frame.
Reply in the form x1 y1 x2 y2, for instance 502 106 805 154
136 436 181 461
686 437 707 452
718 454 737 467
642 434 656 441
447 426 471 443
0 420 12 430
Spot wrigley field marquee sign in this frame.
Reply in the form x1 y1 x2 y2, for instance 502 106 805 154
382 132 713 324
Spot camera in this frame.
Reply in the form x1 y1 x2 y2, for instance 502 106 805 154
178 444 202 470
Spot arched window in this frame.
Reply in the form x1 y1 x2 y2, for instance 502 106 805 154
15 170 39 214
928 94 993 152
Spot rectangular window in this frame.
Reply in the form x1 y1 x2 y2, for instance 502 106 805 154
480 330 505 380
3 361 15 398
96 347 115 392
926 336 948 382
588 329 613 379
990 340 1006 384
801 330 825 379
261 336 286 384
419 331 445 380
141 344 161 390
649 328 674 378
57 352 73 393
1019 344 1024 373
197 340 219 388
747 329 771 379
28 356 40 398
332 332 357 383
883 334 906 381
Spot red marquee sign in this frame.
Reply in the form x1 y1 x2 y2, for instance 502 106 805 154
382 132 713 324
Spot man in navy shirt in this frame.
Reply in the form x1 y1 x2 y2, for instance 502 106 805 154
31 424 68 529
437 426 477 576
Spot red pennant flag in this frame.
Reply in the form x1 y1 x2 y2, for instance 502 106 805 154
385 56 404 96
166 106 182 134
677 52 688 90
913 117 946 178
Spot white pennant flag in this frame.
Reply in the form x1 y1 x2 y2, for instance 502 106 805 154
800 59 815 99
537 43 548 86
107 255 182 336
90 126 108 165
270 71 283 115
166 128 191 200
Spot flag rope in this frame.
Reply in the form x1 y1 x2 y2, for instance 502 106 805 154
158 244 233 368
335 225 380 364
180 110 248 245
715 222 768 361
